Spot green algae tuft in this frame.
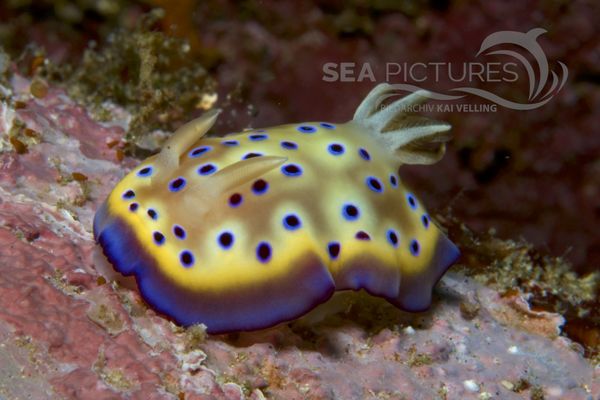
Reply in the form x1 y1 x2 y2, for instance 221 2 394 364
43 9 217 154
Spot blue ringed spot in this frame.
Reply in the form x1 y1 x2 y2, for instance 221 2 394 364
249 133 268 141
366 176 384 193
169 177 187 192
327 242 341 260
421 214 430 229
129 202 139 212
297 125 316 134
327 143 345 156
197 163 217 176
218 231 235 250
387 229 399 248
222 140 239 146
407 193 418 210
243 152 263 160
389 174 398 188
122 189 135 199
153 231 165 245
342 204 360 221
173 225 186 240
147 208 158 220
180 250 195 267
320 122 336 129
229 193 243 207
280 141 298 150
281 163 303 177
283 214 302 231
358 148 371 161
188 145 212 158
137 166 153 177
252 179 269 195
256 242 272 263
410 239 420 256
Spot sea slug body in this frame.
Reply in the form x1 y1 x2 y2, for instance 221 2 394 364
94 84 460 334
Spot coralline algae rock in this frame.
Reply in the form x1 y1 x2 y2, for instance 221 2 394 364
0 78 598 399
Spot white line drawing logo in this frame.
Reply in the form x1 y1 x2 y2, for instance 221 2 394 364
389 28 568 110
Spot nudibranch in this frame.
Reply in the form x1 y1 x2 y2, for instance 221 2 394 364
94 84 459 334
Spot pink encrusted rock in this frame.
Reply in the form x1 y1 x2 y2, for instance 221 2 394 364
0 78 598 399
